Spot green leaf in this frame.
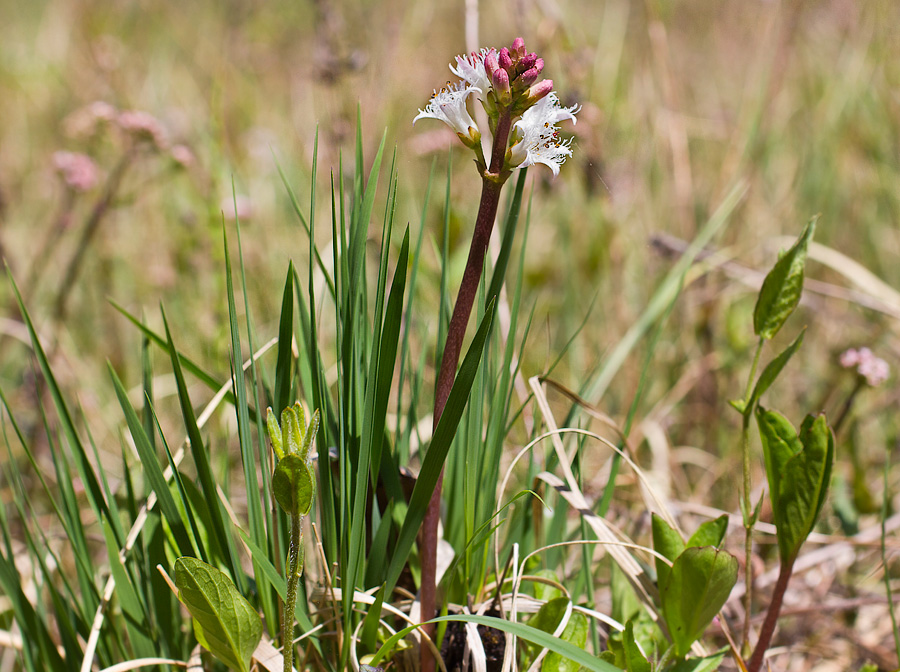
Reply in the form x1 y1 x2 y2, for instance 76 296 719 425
267 408 284 460
661 547 738 658
531 569 564 603
746 328 806 414
651 513 685 590
380 301 496 601
757 408 834 561
686 515 729 550
273 455 314 517
528 596 569 636
174 557 262 672
543 609 588 672
753 216 817 340
273 261 295 415
668 648 728 672
621 620 651 672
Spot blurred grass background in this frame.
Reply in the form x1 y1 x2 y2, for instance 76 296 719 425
0 2 898 665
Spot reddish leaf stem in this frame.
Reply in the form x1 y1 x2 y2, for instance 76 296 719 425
748 555 795 672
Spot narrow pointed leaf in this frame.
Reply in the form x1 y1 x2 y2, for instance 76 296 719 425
747 328 806 414
753 216 817 340
687 515 729 550
651 513 684 590
622 620 651 672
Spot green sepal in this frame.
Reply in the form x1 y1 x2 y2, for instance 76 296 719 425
282 402 305 457
266 408 284 460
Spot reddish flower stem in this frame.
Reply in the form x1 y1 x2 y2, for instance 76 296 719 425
420 111 513 672
747 555 796 672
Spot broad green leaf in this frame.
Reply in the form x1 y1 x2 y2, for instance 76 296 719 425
528 597 570 637
686 515 729 550
175 557 262 672
531 569 564 603
621 620 651 672
757 406 801 535
753 217 817 340
661 547 738 658
543 610 588 672
668 648 728 672
273 455 314 517
651 513 684 590
746 328 805 414
758 408 834 561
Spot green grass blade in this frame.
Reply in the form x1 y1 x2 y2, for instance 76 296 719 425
347 228 409 638
273 262 295 415
224 219 278 634
108 364 196 557
382 300 496 599
100 517 156 660
274 158 336 299
162 309 242 583
9 271 120 547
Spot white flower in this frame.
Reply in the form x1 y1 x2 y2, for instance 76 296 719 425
413 80 481 139
508 93 579 176
450 48 496 92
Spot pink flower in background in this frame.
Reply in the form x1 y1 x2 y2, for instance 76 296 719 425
840 347 890 387
170 144 195 168
52 151 99 192
64 101 118 138
118 110 168 149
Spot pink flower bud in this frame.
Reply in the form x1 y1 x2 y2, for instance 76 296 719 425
493 68 511 102
484 50 499 75
499 48 513 71
511 37 526 59
526 79 553 103
533 58 544 74
520 53 537 70
518 67 540 88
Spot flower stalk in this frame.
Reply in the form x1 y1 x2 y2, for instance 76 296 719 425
413 37 577 672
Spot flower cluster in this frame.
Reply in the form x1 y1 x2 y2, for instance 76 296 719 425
840 347 890 387
414 37 577 177
52 151 99 192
